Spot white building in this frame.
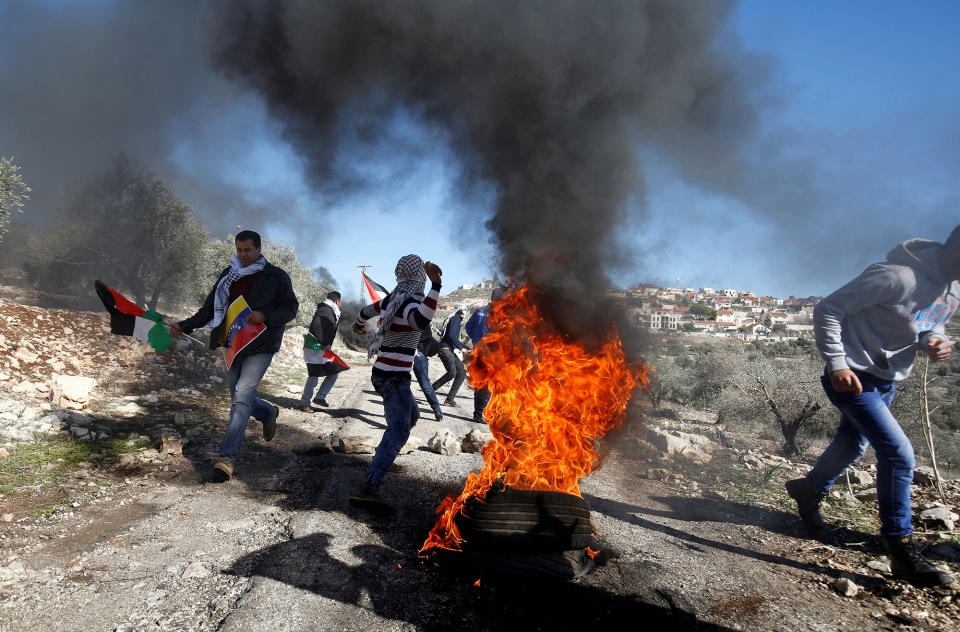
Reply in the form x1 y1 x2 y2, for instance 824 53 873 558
647 311 680 330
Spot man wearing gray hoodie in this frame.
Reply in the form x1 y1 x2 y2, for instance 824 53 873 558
786 225 960 587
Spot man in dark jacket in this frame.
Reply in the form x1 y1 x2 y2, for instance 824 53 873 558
431 307 468 406
299 290 342 411
170 230 299 481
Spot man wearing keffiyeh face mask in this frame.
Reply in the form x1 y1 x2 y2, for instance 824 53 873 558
349 254 442 513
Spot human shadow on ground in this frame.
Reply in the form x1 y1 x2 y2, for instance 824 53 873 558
585 493 876 585
224 530 740 631
322 407 386 430
642 494 809 532
641 493 877 552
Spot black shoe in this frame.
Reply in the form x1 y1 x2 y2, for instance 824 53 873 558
884 536 956 587
433 406 444 422
472 414 485 424
785 478 826 530
312 397 329 407
262 404 279 442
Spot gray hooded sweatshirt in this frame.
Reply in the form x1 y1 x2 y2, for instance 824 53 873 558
813 238 959 382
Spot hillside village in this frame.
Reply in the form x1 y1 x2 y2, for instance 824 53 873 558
610 285 820 340
446 279 821 341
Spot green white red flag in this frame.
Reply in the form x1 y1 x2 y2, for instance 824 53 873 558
303 332 350 377
94 280 172 352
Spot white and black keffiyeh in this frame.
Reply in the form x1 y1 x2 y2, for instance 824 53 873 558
201 254 267 331
322 297 341 321
368 254 426 359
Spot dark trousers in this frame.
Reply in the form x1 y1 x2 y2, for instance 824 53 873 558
473 387 490 423
432 346 465 400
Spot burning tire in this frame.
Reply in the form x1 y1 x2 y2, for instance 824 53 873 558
455 486 596 552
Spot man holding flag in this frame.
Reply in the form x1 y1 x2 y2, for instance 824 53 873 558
170 230 299 481
299 290 347 411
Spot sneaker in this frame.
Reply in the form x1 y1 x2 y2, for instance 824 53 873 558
349 482 395 516
312 397 329 407
297 406 314 413
212 459 234 482
785 478 826 530
472 414 485 424
884 536 956 587
442 398 457 407
262 404 279 442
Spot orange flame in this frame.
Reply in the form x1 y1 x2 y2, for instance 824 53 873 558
420 286 647 555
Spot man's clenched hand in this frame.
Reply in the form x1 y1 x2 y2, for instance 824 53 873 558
926 338 953 362
424 261 442 284
829 368 863 395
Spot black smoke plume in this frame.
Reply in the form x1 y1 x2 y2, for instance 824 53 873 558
208 0 759 347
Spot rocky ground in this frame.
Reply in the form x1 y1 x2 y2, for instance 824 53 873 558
0 291 958 632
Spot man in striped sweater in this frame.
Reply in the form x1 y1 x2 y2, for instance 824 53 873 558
349 254 442 511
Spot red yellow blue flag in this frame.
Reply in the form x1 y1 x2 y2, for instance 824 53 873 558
221 296 266 369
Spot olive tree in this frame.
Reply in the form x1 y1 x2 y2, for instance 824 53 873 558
24 154 206 310
0 157 31 245
717 345 831 457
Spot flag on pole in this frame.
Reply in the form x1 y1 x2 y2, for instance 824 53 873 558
303 333 351 377
94 280 172 352
221 296 266 370
362 271 388 303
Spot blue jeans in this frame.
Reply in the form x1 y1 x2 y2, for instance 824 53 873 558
366 372 419 486
808 371 914 537
221 352 275 461
300 373 339 405
412 352 441 411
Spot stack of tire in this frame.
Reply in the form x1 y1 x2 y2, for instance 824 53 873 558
434 480 598 579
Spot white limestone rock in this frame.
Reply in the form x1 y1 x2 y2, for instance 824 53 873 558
427 429 461 456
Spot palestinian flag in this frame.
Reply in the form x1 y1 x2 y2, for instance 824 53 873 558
94 280 171 352
303 333 351 377
362 271 388 304
222 295 266 370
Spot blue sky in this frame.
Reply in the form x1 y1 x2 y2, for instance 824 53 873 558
631 0 959 298
3 1 958 302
